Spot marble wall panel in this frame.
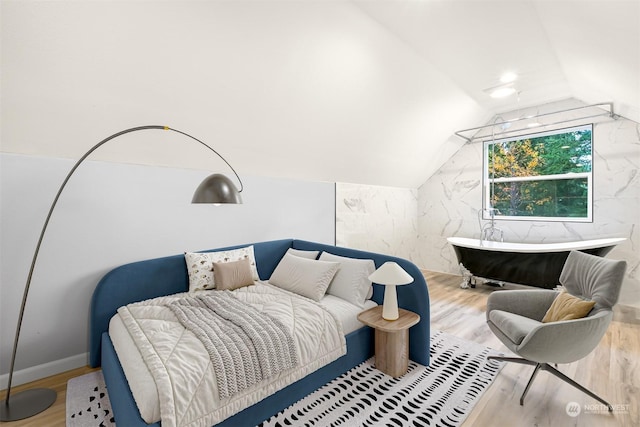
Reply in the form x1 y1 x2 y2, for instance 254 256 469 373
417 100 640 307
336 182 418 262
336 99 639 307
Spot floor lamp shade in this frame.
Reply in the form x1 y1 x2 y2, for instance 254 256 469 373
368 262 414 320
0 125 243 422
192 173 243 204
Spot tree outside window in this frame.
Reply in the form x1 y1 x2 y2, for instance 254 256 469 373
484 124 593 222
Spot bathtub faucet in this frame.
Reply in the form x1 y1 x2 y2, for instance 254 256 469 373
480 208 504 243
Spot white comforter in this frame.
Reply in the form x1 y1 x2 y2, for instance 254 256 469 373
116 282 346 427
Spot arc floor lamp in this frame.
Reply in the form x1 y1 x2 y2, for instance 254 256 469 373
0 125 243 421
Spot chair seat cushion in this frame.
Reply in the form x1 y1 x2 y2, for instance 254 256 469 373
489 310 541 345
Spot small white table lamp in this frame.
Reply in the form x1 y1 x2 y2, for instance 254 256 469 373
369 261 414 320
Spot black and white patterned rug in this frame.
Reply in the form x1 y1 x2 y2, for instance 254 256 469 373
260 330 504 427
66 370 115 427
66 330 502 427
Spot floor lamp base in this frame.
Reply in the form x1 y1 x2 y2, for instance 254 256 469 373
0 388 57 421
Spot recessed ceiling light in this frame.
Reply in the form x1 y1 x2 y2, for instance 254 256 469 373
527 122 541 128
490 86 517 98
500 72 518 84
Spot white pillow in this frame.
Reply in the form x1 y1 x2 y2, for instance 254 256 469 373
319 252 375 308
185 245 259 292
269 253 339 301
286 248 320 260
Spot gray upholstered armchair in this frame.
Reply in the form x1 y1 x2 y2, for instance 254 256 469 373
486 250 627 410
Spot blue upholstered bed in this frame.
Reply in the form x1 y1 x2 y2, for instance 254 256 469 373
89 239 430 426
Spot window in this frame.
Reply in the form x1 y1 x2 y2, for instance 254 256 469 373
483 124 593 222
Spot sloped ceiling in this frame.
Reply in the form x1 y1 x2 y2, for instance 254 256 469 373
1 1 638 189
355 0 640 121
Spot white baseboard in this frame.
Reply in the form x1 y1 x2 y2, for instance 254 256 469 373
0 353 88 389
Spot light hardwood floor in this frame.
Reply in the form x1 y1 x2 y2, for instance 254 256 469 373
425 270 639 427
1 271 638 427
0 366 97 427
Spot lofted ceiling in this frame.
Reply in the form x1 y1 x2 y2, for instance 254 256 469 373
1 1 638 189
355 0 639 121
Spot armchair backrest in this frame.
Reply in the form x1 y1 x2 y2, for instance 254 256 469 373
559 251 627 314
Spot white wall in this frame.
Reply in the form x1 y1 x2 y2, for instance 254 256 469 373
0 0 485 189
416 99 640 307
0 153 335 386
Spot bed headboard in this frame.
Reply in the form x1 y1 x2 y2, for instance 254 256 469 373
89 239 430 367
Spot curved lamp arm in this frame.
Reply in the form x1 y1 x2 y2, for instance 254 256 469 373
167 126 244 195
1 125 242 421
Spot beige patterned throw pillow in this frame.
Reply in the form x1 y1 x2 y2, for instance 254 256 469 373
184 252 216 291
185 245 259 292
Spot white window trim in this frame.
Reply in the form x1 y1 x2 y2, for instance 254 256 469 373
483 124 593 223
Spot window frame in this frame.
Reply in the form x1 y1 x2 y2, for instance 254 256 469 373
482 124 594 223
